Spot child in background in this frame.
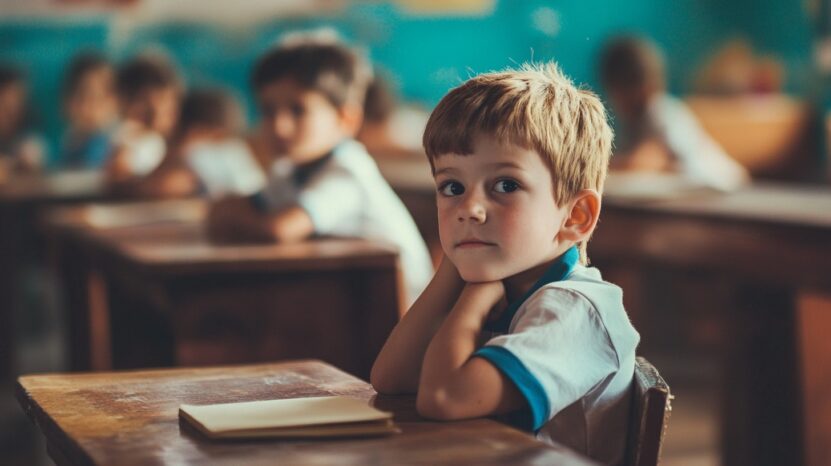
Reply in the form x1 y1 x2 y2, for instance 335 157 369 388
60 53 118 170
357 72 429 158
207 32 433 305
123 88 265 198
106 54 181 187
178 88 266 198
371 63 640 465
0 64 45 177
599 35 749 190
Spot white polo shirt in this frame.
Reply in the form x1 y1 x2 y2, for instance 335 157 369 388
259 139 433 305
474 248 640 466
185 138 267 198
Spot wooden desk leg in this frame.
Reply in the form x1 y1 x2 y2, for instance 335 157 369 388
798 291 831 466
87 270 112 371
0 205 16 381
359 267 401 379
59 241 94 372
722 283 803 466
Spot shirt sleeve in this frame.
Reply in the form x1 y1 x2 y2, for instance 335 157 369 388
297 164 364 234
473 286 620 431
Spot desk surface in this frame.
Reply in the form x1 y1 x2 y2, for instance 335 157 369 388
47 201 401 276
0 170 106 204
16 360 595 466
603 177 831 230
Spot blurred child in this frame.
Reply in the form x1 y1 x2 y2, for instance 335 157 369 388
0 64 45 177
371 63 640 465
207 32 433 304
122 87 265 198
357 72 429 157
60 53 118 170
599 35 749 190
178 88 266 198
106 54 181 186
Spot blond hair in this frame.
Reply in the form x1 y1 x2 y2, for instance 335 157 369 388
422 62 613 262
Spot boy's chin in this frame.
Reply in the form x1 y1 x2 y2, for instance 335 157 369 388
456 265 509 283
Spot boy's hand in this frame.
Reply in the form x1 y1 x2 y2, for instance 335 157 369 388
456 281 506 322
206 196 257 243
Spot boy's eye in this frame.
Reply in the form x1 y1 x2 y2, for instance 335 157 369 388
494 179 519 193
439 181 465 196
290 103 306 117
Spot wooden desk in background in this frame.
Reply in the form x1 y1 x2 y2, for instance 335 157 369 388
593 182 831 466
0 171 108 381
377 156 831 466
15 360 597 466
47 201 403 379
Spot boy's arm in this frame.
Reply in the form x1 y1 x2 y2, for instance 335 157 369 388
206 196 314 244
416 281 525 420
370 256 465 394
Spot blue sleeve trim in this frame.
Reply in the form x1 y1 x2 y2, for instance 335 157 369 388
473 346 550 431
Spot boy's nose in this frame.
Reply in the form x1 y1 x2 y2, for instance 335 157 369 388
457 197 487 224
272 112 295 139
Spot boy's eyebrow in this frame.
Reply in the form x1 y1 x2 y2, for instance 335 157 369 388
486 162 525 171
433 162 525 177
433 166 458 177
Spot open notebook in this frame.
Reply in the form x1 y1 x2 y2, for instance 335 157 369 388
179 396 400 439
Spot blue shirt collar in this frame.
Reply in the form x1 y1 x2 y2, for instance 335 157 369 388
484 246 580 333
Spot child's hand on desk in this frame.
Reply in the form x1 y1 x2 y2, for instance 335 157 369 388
206 196 265 243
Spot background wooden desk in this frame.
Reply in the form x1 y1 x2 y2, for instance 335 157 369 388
47 201 403 379
15 360 597 466
593 182 831 466
0 171 108 381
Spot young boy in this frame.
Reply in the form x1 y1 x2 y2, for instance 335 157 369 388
111 87 262 199
206 33 433 305
0 64 45 176
177 88 266 198
106 54 181 185
60 52 118 170
599 35 748 190
371 63 640 465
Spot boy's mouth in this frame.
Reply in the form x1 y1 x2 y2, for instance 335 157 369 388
455 239 496 249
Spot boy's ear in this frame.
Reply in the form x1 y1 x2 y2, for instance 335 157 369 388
338 103 364 136
558 189 601 244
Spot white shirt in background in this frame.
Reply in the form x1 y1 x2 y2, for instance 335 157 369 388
260 140 433 305
647 94 749 191
185 139 267 198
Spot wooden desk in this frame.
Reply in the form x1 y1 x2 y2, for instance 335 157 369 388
593 182 831 466
376 156 831 466
0 171 107 380
15 360 597 466
47 201 403 379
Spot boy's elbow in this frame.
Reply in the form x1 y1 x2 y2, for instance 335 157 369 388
369 363 407 395
369 365 393 394
416 388 466 421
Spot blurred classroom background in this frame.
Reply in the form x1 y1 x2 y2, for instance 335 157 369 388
1 1 830 466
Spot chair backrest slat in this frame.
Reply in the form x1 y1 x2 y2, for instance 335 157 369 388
626 356 672 466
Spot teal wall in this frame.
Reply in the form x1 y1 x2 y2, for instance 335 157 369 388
0 0 814 165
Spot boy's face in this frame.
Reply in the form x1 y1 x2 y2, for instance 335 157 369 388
66 67 117 134
257 78 350 164
434 134 569 283
0 82 26 137
121 86 179 137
